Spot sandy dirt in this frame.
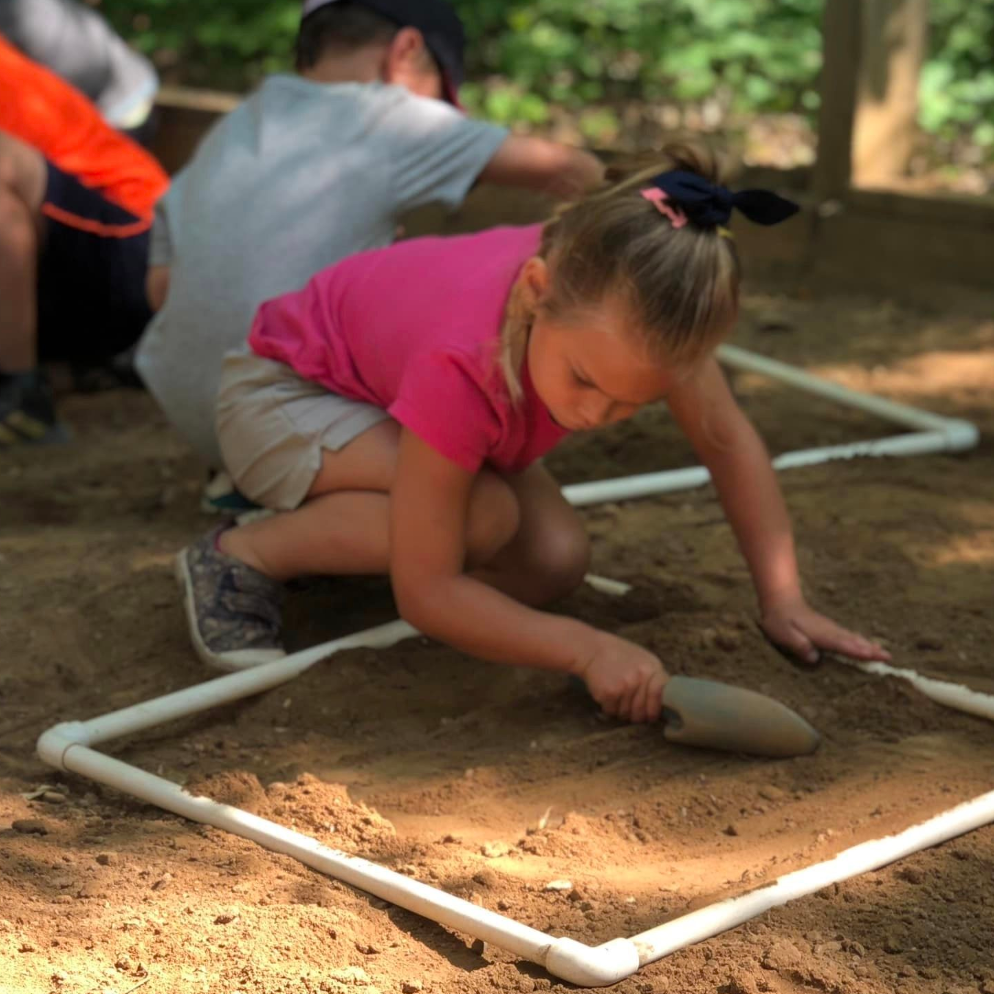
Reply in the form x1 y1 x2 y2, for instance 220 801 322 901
2 287 993 994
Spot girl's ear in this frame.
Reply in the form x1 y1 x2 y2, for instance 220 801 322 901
518 256 550 311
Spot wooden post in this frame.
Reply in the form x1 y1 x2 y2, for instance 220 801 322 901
813 0 862 203
852 0 928 187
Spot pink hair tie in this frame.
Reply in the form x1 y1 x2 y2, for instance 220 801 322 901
640 187 688 229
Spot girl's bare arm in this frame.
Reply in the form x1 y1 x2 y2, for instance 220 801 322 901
389 429 667 720
667 357 803 606
667 358 888 662
389 428 594 672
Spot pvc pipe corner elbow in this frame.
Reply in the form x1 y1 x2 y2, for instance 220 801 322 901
37 721 91 771
544 936 641 987
939 418 979 452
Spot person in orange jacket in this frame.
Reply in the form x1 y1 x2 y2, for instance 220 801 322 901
0 35 168 444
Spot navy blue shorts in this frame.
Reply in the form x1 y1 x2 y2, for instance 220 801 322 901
36 161 153 364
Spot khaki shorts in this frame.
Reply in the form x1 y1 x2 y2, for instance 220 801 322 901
216 347 391 511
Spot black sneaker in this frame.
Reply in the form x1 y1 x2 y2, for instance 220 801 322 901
0 370 70 446
175 525 287 672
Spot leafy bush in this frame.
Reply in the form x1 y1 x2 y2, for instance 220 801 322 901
95 0 991 155
455 0 823 115
921 1 994 148
99 0 301 90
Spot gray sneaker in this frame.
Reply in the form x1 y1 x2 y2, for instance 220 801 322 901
175 525 286 672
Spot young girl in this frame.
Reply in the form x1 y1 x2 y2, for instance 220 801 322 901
177 143 889 724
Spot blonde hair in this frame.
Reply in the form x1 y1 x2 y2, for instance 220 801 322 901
498 140 740 401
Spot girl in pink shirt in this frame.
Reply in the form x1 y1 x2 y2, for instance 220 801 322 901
177 142 890 722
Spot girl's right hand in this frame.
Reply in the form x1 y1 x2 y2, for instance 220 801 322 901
575 632 669 723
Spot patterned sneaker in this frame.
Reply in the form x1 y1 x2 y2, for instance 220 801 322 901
0 370 70 446
175 525 286 672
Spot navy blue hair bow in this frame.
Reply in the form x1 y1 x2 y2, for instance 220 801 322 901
649 170 799 228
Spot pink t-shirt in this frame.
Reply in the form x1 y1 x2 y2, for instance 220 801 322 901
249 224 570 473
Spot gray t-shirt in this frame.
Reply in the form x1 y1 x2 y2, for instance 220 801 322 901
135 75 507 466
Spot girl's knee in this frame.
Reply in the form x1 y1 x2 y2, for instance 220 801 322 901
533 517 591 601
466 473 520 565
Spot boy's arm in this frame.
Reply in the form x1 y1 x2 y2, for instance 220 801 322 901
667 358 888 663
145 195 173 312
477 135 604 200
385 96 600 210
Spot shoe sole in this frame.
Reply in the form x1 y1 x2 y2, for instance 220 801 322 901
173 549 285 673
0 420 72 446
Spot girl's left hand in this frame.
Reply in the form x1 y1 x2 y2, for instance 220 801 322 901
760 595 891 666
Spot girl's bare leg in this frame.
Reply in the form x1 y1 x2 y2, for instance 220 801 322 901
220 420 520 581
183 425 589 670
473 462 590 606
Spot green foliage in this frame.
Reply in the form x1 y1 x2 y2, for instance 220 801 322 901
921 1 994 146
94 0 992 153
448 0 824 117
98 0 302 90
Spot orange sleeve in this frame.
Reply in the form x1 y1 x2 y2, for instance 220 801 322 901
0 36 168 219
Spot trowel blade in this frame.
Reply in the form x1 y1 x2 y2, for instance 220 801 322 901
661 675 820 757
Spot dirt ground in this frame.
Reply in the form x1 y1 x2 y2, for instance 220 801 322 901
2 286 993 994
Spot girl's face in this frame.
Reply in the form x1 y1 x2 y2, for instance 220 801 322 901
523 267 674 432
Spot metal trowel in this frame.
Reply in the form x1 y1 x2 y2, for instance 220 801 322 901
660 675 820 757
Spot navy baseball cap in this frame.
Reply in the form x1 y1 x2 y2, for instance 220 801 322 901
301 0 466 107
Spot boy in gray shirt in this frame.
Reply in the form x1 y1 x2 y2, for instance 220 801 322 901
136 0 602 488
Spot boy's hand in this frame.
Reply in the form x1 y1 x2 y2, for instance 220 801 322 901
760 595 890 666
575 632 669 723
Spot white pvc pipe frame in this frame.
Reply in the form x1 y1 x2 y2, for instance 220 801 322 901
37 347 988 987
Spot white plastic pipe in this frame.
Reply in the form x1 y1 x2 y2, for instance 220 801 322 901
630 786 994 965
564 465 712 506
563 431 958 506
583 573 633 597
847 660 994 722
40 619 417 753
562 345 979 508
37 574 625 756
718 344 978 442
37 613 994 987
38 742 638 987
35 592 989 971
